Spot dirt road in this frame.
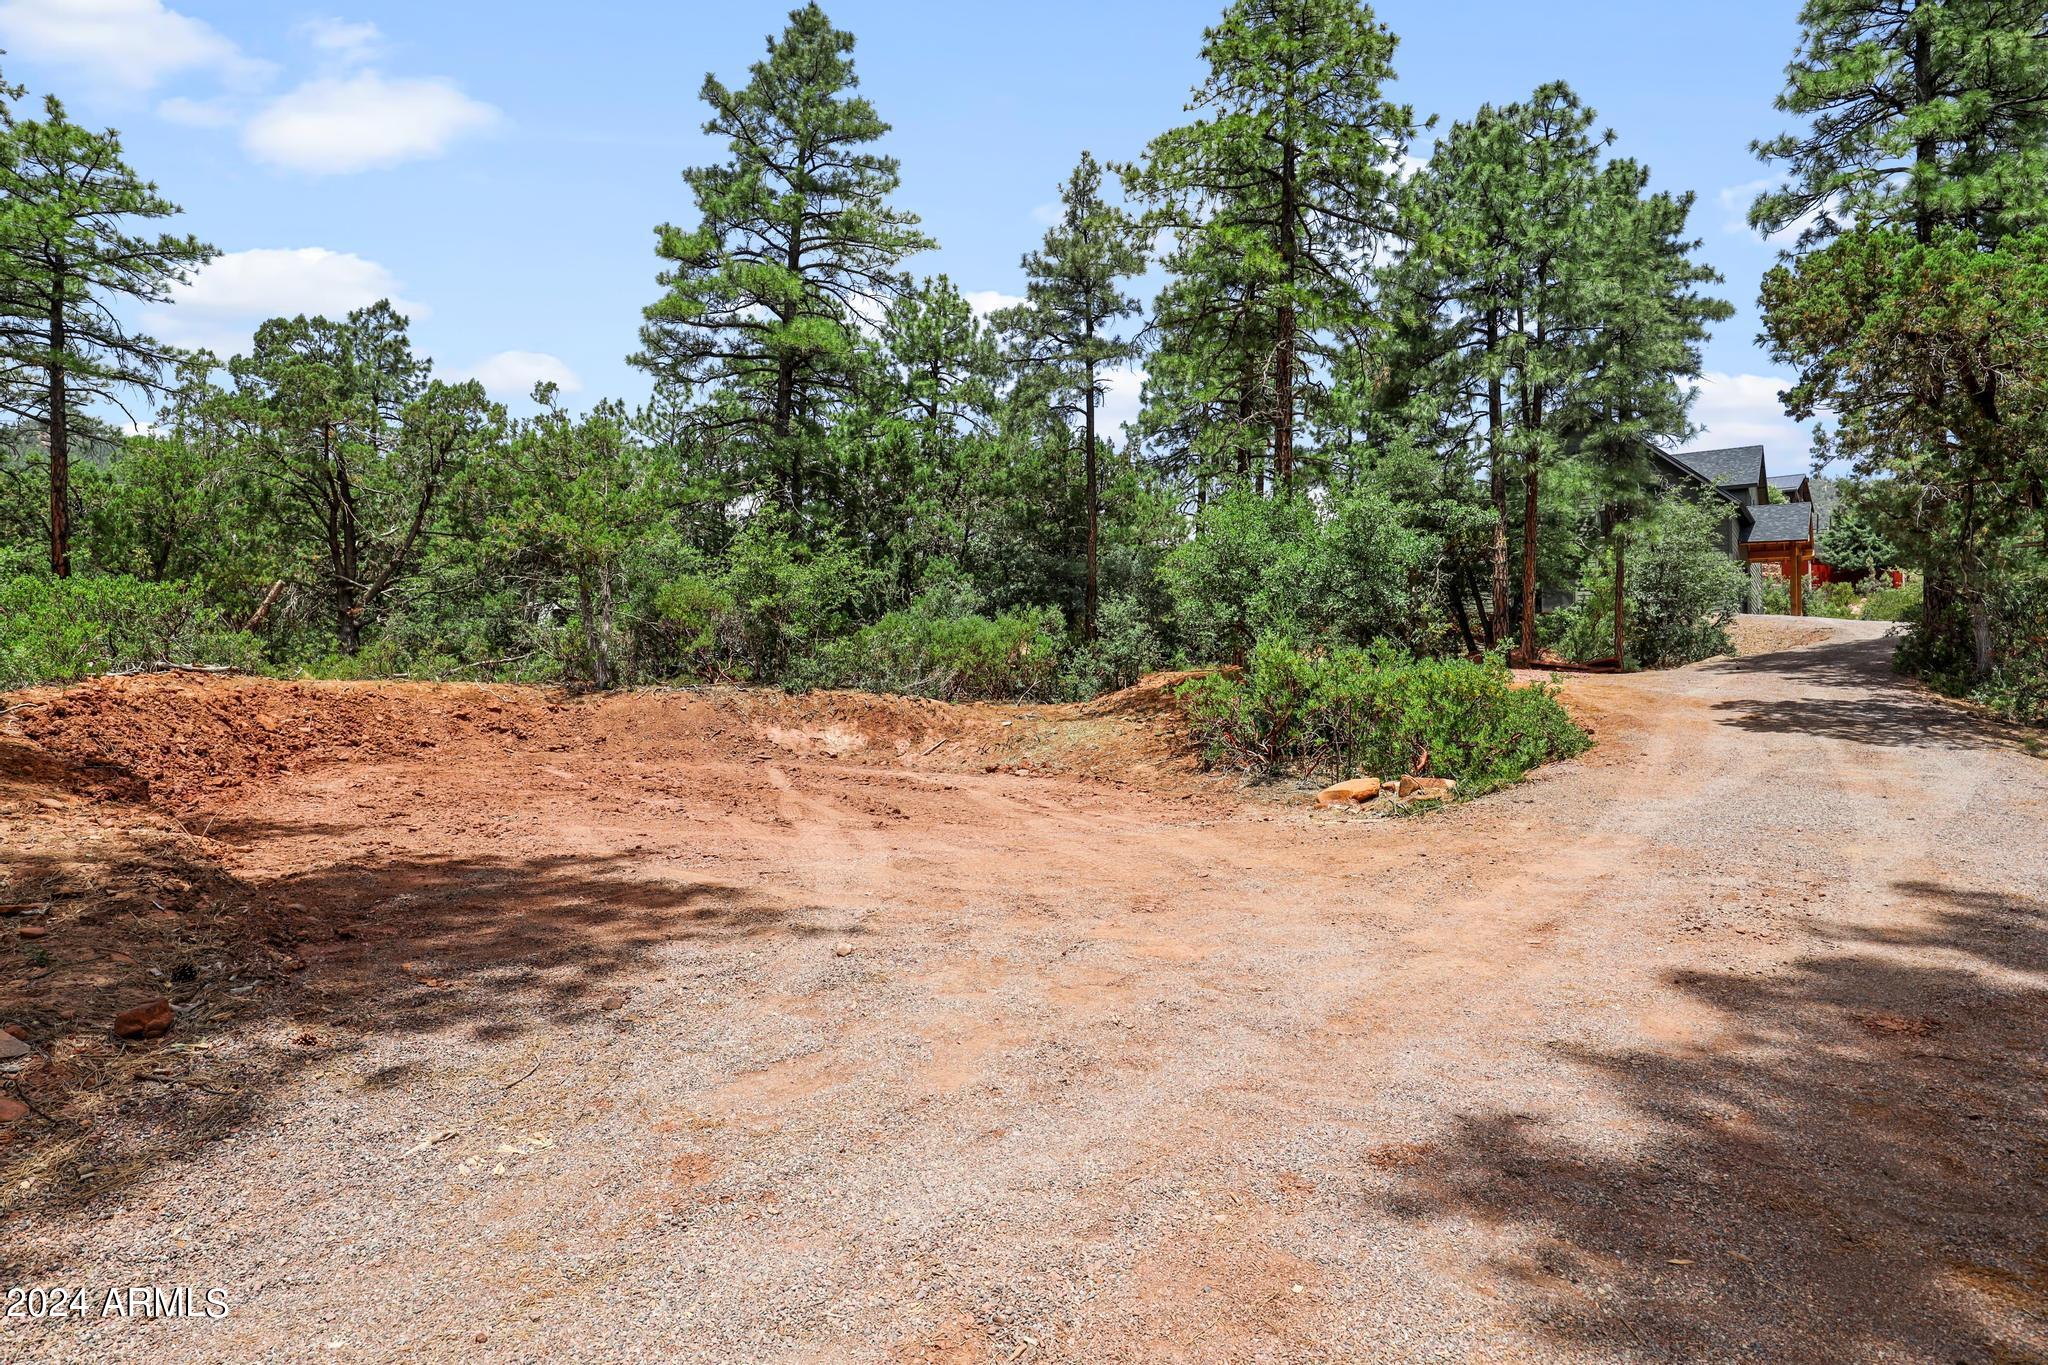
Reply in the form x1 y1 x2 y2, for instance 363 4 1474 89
4 619 2045 1362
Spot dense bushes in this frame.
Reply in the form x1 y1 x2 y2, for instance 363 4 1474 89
1160 488 1435 664
1861 577 1921 622
1177 643 1588 791
0 570 263 690
1973 570 2048 724
1554 499 1745 667
821 600 1067 700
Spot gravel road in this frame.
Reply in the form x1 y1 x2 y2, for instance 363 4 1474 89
5 617 2045 1362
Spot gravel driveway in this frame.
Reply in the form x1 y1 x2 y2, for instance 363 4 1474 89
5 618 2045 1362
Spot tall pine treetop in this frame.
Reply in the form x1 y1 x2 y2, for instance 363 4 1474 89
633 3 932 516
1753 0 2048 245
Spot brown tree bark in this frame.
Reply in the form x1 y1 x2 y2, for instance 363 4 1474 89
1486 310 1509 642
1273 132 1297 491
46 285 69 578
1612 527 1627 666
1084 349 1099 642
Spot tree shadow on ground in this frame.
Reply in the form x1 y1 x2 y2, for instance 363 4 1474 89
1377 880 2048 1359
0 825 860 1263
1701 638 2041 754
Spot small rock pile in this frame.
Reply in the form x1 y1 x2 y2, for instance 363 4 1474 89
1313 774 1457 809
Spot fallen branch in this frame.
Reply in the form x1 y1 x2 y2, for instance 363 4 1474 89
102 662 244 679
497 1055 546 1091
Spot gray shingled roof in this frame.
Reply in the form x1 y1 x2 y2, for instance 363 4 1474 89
1742 501 1814 544
1669 445 1766 489
1766 473 1808 492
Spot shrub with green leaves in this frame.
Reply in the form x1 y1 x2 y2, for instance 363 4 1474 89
0 571 264 690
1861 576 1921 623
1061 593 1164 697
823 600 1067 700
643 517 875 683
1160 486 1432 663
1974 569 2048 724
1177 642 1588 791
1555 498 1745 666
1805 581 1860 619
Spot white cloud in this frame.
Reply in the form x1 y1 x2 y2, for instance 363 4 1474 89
965 289 1025 319
297 16 381 63
243 71 500 174
0 0 269 92
453 350 582 402
156 94 236 127
1688 371 1811 469
1029 201 1062 227
147 247 425 356
1097 366 1145 437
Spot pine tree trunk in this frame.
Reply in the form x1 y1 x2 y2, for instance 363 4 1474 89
1486 309 1509 642
1911 25 1935 247
1083 352 1099 642
776 227 803 514
1274 138 1298 491
46 288 69 578
1518 456 1541 659
1612 528 1627 666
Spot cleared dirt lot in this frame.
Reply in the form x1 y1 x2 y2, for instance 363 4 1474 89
3 618 2046 1362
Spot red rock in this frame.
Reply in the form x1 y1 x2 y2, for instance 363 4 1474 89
17 925 47 940
1396 775 1456 802
112 998 174 1041
0 1098 27 1123
1314 779 1382 808
3 1024 25 1040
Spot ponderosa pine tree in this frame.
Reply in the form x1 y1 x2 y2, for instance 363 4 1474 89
1755 0 2048 674
846 274 1002 596
1386 84 1724 658
1577 161 1731 662
1381 104 1541 643
633 3 931 528
994 152 1147 637
1752 0 2048 246
0 96 215 576
1126 0 1414 494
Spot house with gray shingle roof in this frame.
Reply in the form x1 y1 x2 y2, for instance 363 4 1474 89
1652 445 1818 613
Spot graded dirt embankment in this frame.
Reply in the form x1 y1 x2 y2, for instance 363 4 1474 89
3 623 2045 1364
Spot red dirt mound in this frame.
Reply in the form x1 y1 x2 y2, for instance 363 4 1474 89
7 674 558 809
4 670 1226 818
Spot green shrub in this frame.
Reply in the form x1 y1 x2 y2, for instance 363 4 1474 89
1861 576 1921 623
716 519 873 683
630 519 873 684
1805 581 1859 619
0 572 264 690
643 572 735 677
1973 569 2048 724
1555 498 1745 667
823 600 1067 700
1160 486 1432 664
1062 593 1163 698
1176 642 1589 791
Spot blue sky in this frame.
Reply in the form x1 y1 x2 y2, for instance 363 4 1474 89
0 0 1816 472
